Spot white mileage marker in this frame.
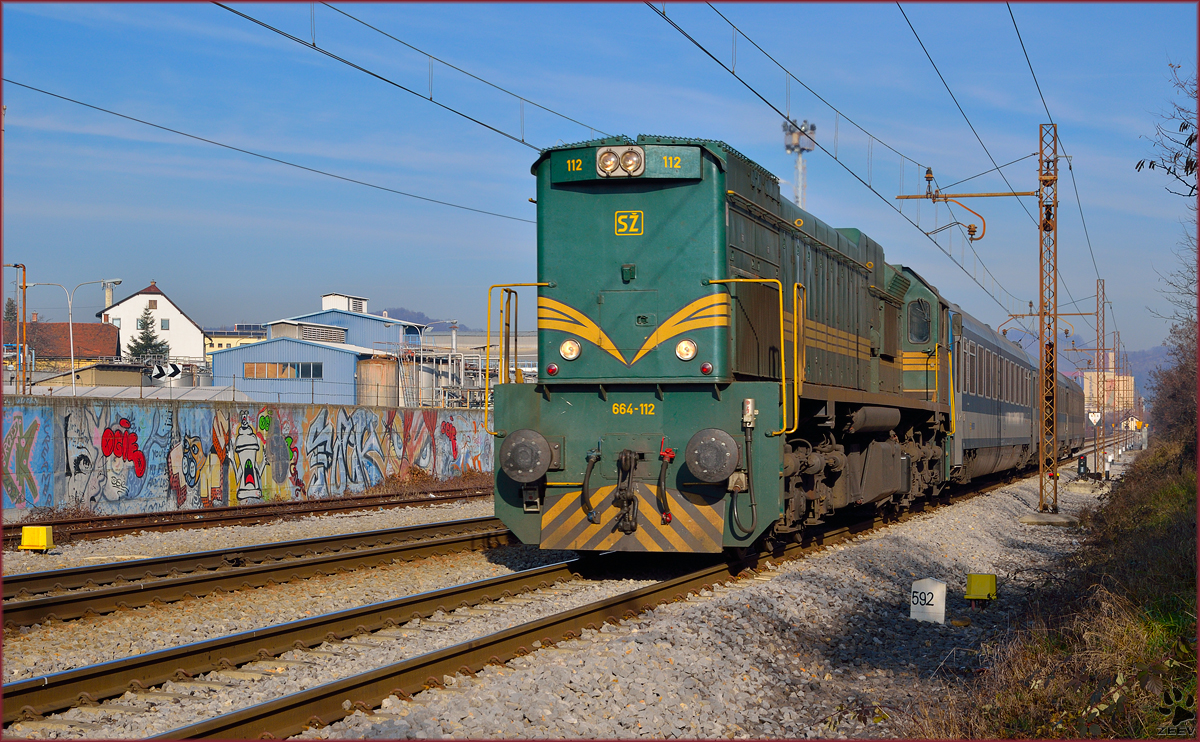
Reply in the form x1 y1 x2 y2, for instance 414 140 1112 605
909 577 946 624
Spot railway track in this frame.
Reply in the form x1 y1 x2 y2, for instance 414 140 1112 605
3 469 1025 737
2 517 510 628
2 486 492 549
3 453 1106 737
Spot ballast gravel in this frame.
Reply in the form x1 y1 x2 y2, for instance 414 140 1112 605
2 543 572 683
2 499 494 576
5 574 658 739
294 469 1108 740
2 462 1120 740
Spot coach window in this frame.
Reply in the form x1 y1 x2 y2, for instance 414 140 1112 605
955 345 962 392
908 299 931 344
968 342 975 395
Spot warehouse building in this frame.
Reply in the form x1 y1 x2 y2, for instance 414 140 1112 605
209 294 425 405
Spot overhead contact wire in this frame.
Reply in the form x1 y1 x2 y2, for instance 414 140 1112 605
704 2 1028 318
650 3 1029 325
1007 2 1104 336
213 2 539 151
2 78 535 224
319 2 607 140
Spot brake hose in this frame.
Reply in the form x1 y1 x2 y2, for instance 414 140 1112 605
731 428 758 536
656 438 675 525
579 449 601 524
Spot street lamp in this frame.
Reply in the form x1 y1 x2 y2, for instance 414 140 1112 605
29 278 121 396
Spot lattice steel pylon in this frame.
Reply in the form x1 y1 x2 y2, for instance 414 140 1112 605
1038 124 1060 512
1096 278 1106 470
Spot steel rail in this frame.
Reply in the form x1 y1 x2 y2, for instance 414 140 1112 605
3 487 492 549
3 516 503 601
3 458 1095 732
3 523 512 627
150 543 820 739
153 487 1017 739
3 557 594 726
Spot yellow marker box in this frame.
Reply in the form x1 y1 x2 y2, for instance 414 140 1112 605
964 573 997 601
18 525 54 552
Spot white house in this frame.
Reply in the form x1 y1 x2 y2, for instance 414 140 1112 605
96 281 208 361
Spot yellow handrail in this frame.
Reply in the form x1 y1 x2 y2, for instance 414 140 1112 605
706 278 786 437
784 282 807 435
947 342 956 436
485 282 552 436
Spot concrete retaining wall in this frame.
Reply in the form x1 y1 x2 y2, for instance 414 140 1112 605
2 396 493 515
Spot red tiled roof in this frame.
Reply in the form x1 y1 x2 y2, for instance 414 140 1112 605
2 322 120 359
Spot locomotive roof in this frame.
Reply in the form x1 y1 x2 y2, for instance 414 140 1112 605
532 134 779 183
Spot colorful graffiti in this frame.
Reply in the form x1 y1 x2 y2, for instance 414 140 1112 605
2 399 492 515
3 410 52 509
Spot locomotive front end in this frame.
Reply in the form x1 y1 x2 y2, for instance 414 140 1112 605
492 136 781 552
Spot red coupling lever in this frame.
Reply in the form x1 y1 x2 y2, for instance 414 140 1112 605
659 437 675 463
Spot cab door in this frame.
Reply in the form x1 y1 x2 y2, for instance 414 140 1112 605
947 309 964 470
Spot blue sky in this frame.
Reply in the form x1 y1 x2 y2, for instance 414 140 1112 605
3 2 1195 358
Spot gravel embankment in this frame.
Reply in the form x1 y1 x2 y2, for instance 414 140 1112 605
295 470 1107 739
2 543 572 684
1 499 494 576
4 574 659 739
2 462 1121 740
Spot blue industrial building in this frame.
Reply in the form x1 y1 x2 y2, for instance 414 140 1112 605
210 295 425 404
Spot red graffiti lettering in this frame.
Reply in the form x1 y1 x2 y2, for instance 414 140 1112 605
101 421 147 478
440 420 459 459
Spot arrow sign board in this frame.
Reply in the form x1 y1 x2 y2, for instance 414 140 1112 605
152 363 182 380
1088 412 1102 425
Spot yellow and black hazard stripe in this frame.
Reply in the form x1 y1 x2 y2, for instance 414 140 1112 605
540 484 725 552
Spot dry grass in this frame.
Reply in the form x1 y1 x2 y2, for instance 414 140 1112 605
361 468 492 497
903 439 1197 739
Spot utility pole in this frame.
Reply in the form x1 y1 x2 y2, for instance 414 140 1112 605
1096 280 1106 470
897 128 1066 509
783 119 816 209
1035 124 1060 511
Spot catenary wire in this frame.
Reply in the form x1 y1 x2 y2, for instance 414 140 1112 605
319 3 608 140
1007 3 1105 335
941 153 1037 190
2 78 536 224
896 3 1096 341
213 2 540 151
702 3 1028 318
648 4 1031 329
897 4 1036 226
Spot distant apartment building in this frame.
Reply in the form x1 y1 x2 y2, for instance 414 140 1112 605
96 281 208 361
1081 371 1136 413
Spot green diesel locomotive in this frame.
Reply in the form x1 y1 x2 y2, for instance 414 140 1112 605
490 134 1082 553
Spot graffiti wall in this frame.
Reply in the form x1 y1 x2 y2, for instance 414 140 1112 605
2 399 492 515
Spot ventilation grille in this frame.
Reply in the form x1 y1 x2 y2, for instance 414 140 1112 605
301 325 346 343
731 281 781 380
885 272 911 304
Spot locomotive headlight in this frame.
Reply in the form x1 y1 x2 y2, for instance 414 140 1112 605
598 150 620 173
620 149 642 173
559 338 581 361
675 339 698 361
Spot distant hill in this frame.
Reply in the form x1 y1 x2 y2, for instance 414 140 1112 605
376 308 475 332
1127 345 1170 399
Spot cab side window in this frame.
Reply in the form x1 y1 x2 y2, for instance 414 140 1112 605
908 299 931 344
